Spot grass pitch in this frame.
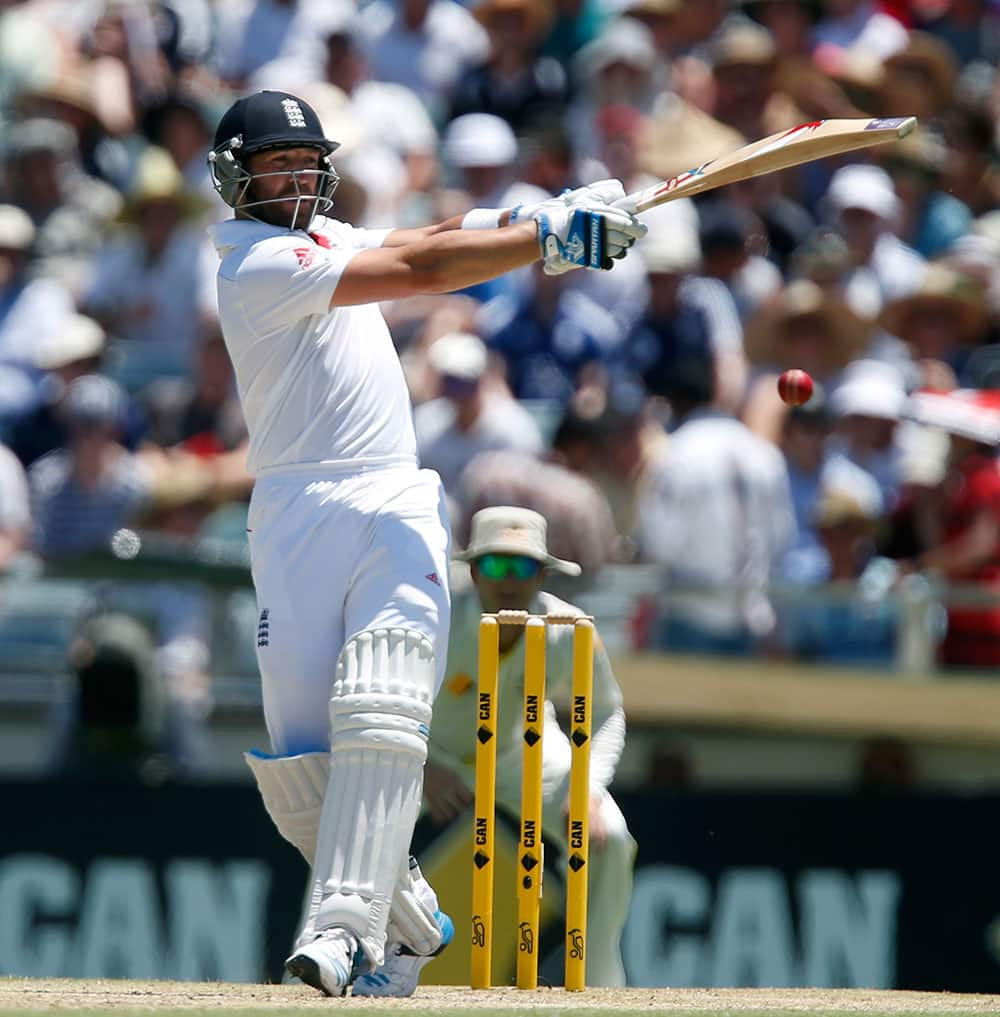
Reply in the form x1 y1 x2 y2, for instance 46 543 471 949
2 980 1000 1017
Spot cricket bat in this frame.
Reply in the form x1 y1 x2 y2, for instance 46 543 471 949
614 116 917 215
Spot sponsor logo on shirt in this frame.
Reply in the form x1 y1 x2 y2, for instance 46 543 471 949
293 247 314 269
425 572 441 586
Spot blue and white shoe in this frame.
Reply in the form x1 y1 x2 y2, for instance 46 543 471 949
285 928 368 997
351 911 454 997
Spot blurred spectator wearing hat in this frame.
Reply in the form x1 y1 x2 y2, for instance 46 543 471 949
742 278 870 443
820 162 926 318
81 146 215 374
876 128 972 259
313 22 439 228
636 346 794 655
623 204 748 414
449 0 568 131
2 117 123 298
879 262 991 388
827 358 909 513
5 312 146 469
413 331 544 495
776 384 883 584
774 487 898 665
538 0 611 66
892 388 1000 669
355 0 489 120
697 198 783 323
0 439 30 573
879 30 959 123
942 102 1000 220
27 374 152 559
0 203 75 420
703 20 809 141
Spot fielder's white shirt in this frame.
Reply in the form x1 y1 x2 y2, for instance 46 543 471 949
209 215 417 475
428 586 626 803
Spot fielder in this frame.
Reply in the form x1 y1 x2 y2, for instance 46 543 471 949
422 506 636 988
206 90 645 997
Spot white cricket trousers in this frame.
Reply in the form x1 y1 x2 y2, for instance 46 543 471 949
246 463 451 756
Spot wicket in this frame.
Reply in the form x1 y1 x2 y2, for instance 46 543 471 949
471 610 595 991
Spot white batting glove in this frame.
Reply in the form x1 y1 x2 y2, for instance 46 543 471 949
529 198 647 275
509 179 628 227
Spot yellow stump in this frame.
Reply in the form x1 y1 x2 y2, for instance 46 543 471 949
517 618 547 989
565 618 594 991
471 615 499 989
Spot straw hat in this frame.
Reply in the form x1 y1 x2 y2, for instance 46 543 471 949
744 279 871 370
471 0 554 39
881 31 957 119
118 146 209 223
879 265 989 345
455 506 582 576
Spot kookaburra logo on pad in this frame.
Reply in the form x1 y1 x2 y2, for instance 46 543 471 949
281 98 307 128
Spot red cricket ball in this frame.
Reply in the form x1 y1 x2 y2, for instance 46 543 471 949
777 368 814 406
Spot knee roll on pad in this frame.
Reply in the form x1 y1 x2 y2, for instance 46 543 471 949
307 628 437 968
244 750 328 862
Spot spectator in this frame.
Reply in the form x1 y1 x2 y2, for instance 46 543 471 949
0 440 30 571
697 199 783 323
820 162 926 318
636 350 794 655
625 212 747 414
879 31 959 122
82 146 214 374
413 331 544 494
355 0 490 120
776 489 898 665
2 117 123 297
449 0 568 132
828 358 909 514
896 388 1000 669
316 24 439 227
0 204 74 394
879 262 991 389
877 128 973 260
480 260 622 406
5 312 146 468
810 0 909 64
28 374 152 559
742 278 871 444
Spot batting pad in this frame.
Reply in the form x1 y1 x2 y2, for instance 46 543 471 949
244 750 328 861
308 628 435 968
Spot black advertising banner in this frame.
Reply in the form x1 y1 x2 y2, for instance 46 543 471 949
1 781 999 991
616 791 1000 993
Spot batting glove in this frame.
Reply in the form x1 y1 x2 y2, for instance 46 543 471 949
529 198 646 275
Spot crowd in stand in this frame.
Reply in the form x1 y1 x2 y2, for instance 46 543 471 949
2 0 1000 681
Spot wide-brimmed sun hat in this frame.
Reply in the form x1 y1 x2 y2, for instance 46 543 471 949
455 506 582 576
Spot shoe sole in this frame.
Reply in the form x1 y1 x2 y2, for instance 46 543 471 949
285 953 348 998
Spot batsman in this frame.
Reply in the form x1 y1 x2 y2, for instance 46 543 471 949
424 507 637 988
206 89 645 998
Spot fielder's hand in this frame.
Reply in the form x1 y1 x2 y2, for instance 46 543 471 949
528 197 647 275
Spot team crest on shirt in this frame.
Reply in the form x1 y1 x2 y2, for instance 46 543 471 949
425 572 441 586
293 247 315 268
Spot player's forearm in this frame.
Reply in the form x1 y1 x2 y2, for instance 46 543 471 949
403 222 538 292
383 210 513 247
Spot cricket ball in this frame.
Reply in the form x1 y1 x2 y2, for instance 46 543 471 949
777 368 814 406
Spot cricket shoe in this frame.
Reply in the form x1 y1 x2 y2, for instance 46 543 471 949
351 911 454 997
285 927 368 997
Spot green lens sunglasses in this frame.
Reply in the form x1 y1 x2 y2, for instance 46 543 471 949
476 554 543 580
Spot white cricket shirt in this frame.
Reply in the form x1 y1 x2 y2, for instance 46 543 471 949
208 215 417 475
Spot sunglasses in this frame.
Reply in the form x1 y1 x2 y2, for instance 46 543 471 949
476 554 543 580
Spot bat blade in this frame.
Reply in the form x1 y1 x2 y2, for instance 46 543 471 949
616 116 917 215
